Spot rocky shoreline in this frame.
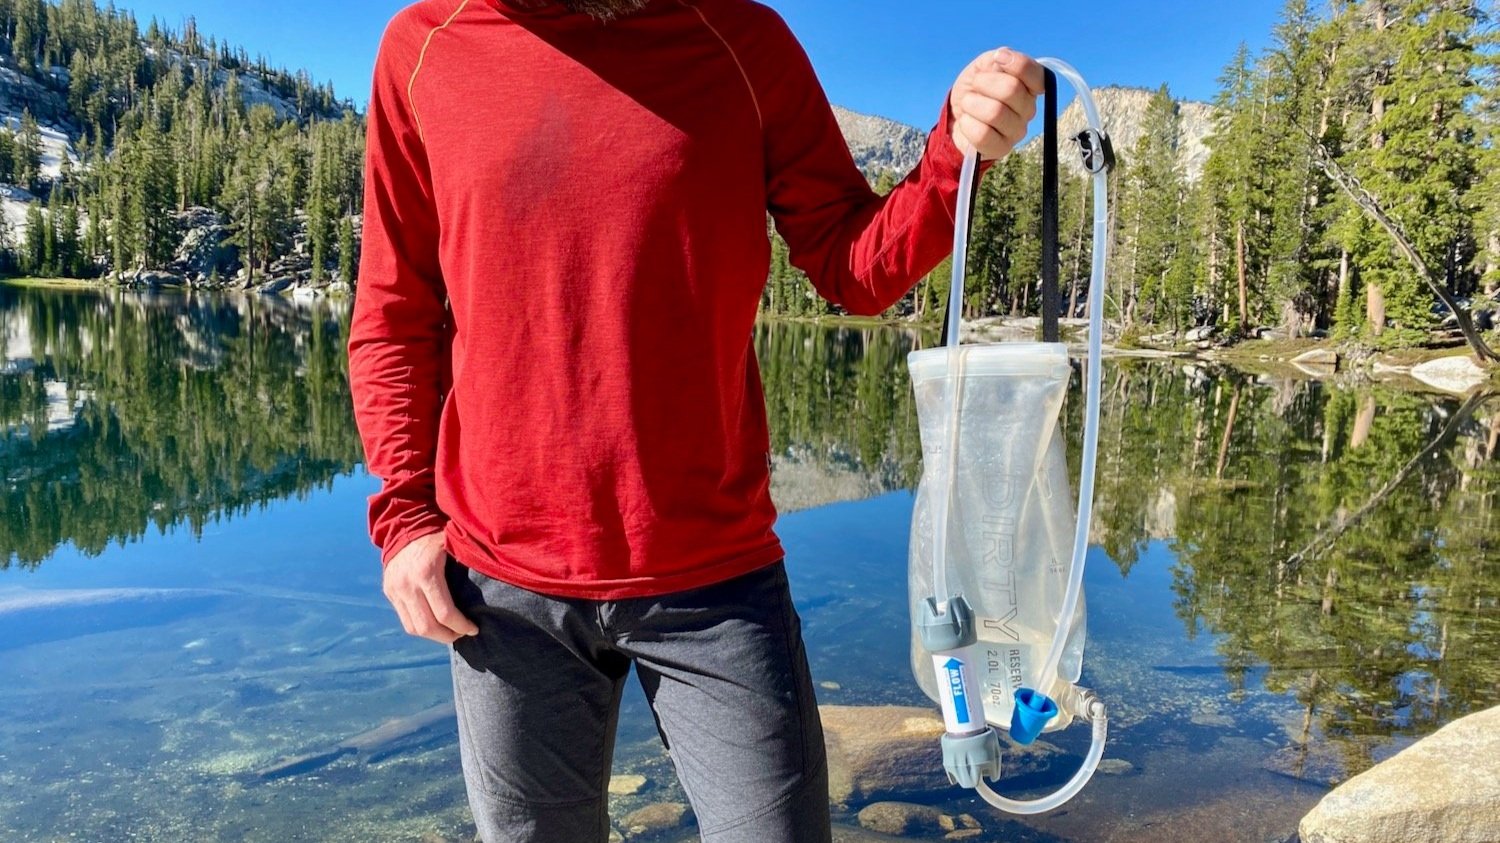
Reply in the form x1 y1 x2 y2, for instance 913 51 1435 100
960 315 1500 394
568 701 1500 843
98 205 361 301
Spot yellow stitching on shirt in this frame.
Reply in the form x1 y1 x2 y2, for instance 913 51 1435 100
676 0 763 130
408 0 472 143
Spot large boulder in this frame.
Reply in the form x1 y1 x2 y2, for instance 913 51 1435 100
171 206 238 285
1298 705 1500 843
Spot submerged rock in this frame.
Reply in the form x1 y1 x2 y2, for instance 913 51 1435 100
855 801 950 836
820 705 946 805
609 773 649 796
1095 758 1135 776
831 825 907 843
622 802 690 837
1261 735 1407 788
1298 705 1500 843
820 704 1063 806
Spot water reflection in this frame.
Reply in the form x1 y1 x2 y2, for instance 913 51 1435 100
757 320 928 510
0 284 361 568
1078 361 1498 769
1 285 1497 840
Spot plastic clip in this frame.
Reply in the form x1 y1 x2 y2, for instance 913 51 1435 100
1074 129 1115 175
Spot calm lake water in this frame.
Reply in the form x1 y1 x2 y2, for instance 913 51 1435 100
1 283 1496 842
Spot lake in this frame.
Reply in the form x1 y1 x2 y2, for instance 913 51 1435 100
1 283 1496 842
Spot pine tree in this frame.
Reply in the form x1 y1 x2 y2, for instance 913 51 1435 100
22 202 45 275
1123 85 1187 329
0 129 15 184
16 110 43 193
57 202 82 277
307 129 333 283
337 214 356 285
42 187 58 275
1203 44 1275 333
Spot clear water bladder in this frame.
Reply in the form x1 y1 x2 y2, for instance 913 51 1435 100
906 343 1087 732
904 55 1113 814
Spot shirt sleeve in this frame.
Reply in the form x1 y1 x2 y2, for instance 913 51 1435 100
754 9 990 316
346 18 450 566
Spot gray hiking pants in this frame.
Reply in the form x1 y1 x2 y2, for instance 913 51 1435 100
445 557 833 843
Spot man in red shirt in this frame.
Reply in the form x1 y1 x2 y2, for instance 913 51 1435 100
349 0 1041 839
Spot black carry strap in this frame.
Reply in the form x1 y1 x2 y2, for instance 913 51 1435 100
1041 69 1060 342
940 69 1062 346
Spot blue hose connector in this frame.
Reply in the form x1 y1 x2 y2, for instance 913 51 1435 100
1009 688 1058 745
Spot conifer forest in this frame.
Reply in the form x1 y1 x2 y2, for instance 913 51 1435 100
765 0 1500 355
0 0 1495 352
0 0 363 285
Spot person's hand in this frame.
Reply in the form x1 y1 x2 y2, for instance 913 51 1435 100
383 531 479 644
949 47 1046 161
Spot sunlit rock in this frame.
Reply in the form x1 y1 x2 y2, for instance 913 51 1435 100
1298 705 1500 843
1291 348 1339 373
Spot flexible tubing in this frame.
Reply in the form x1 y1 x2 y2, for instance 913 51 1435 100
976 55 1111 816
930 151 982 608
1030 55 1110 703
978 697 1108 814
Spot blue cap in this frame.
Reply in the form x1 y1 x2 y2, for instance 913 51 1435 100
1009 688 1058 745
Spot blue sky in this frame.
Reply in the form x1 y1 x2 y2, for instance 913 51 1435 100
113 0 1286 127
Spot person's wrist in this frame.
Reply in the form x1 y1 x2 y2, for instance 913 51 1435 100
382 526 446 567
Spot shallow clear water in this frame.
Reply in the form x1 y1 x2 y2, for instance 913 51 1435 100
1 284 1496 842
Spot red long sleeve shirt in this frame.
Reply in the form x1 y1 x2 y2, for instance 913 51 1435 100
349 0 975 599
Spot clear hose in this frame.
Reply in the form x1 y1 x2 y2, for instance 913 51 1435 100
978 696 1107 814
1031 54 1110 704
931 151 981 609
932 55 1113 813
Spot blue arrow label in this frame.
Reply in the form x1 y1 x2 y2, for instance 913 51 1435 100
944 658 970 725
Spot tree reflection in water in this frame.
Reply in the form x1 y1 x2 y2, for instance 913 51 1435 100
3 289 1496 775
0 285 361 568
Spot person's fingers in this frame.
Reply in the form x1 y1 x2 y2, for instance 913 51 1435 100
401 591 461 645
992 47 1045 97
387 589 417 637
956 113 1012 160
421 578 480 637
968 71 1037 122
961 93 1029 142
964 47 999 79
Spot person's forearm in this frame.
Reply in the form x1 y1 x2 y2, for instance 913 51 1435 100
348 298 449 564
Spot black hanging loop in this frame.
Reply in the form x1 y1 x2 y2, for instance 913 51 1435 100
1041 69 1060 343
